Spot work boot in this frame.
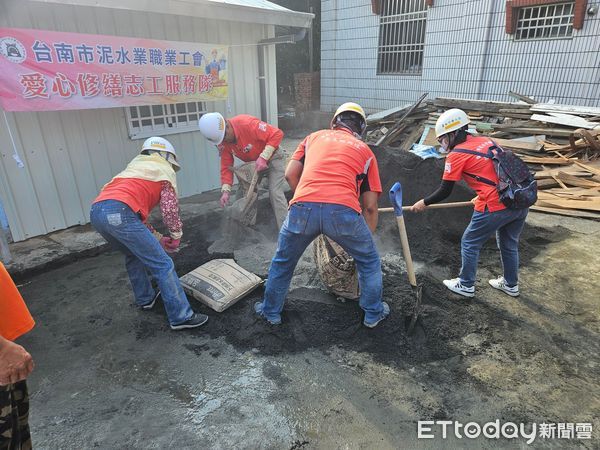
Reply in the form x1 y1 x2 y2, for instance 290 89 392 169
363 302 390 328
443 278 475 298
170 313 209 330
140 291 160 310
254 302 282 325
489 276 519 297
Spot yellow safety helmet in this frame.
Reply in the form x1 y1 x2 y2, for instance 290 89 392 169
331 102 367 136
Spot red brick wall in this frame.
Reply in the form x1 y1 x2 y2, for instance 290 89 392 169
294 72 320 111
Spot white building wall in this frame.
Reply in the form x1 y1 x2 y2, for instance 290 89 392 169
0 0 278 241
321 0 600 114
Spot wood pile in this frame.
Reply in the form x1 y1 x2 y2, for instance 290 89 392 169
365 93 600 219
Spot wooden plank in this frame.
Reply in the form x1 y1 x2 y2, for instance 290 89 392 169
534 166 592 179
540 187 600 198
531 103 600 117
367 104 412 124
556 172 600 188
573 161 600 177
507 91 537 104
500 127 573 137
377 93 427 146
536 178 559 189
531 113 599 130
493 136 545 152
521 156 573 165
535 197 600 212
433 97 529 114
530 205 600 219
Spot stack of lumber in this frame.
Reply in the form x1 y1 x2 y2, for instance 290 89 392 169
367 93 600 219
365 94 436 150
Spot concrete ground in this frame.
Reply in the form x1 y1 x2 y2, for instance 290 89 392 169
6 135 600 449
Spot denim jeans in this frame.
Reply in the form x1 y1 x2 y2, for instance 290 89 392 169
459 207 528 288
90 200 193 326
257 202 385 323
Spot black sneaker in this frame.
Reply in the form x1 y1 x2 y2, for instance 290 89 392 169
170 313 209 330
140 291 161 311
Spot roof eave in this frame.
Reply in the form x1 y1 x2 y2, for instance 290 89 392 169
29 0 314 28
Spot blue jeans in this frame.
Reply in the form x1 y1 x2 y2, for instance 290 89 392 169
90 200 193 326
257 202 385 323
459 207 528 288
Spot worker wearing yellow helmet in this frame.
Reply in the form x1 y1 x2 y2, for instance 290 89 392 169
254 102 390 328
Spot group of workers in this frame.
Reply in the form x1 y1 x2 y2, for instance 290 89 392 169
1 101 530 447
86 101 529 330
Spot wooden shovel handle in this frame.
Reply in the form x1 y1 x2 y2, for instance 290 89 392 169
379 201 473 213
245 170 260 201
396 216 417 287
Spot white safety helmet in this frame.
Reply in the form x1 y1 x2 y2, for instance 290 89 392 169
141 136 180 170
198 112 226 145
435 108 470 138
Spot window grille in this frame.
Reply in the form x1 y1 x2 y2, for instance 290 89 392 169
125 101 206 139
515 2 575 41
377 0 428 75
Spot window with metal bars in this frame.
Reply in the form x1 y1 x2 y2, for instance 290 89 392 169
377 0 428 75
514 2 575 41
125 101 206 139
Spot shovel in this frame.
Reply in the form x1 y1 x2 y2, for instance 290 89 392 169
389 182 423 335
229 169 260 226
378 200 473 214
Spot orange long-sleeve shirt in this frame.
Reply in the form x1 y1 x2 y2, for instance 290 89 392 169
218 115 284 186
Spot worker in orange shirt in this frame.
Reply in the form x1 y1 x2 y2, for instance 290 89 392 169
198 113 289 229
254 102 390 328
90 137 208 330
0 263 36 449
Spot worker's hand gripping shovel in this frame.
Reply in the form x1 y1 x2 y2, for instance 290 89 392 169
389 182 423 334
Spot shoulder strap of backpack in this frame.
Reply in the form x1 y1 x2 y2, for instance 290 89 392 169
450 147 496 187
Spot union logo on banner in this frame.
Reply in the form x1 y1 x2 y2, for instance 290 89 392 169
0 27 228 112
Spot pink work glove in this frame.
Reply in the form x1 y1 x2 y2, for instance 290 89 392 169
220 191 230 208
255 156 269 172
160 237 180 253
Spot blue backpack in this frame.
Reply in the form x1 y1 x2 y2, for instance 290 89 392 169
452 142 538 209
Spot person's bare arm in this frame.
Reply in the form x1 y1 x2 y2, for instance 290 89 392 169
285 160 304 193
360 191 379 233
0 335 34 385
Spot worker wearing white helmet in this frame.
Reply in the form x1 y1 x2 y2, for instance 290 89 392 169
90 136 208 330
198 112 289 229
254 102 390 328
411 108 529 299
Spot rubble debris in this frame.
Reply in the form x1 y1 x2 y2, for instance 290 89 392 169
364 94 600 219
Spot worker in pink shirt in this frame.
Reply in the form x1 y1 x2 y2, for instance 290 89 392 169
199 113 289 229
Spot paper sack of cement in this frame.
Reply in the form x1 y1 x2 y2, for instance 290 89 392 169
180 259 263 312
313 235 360 300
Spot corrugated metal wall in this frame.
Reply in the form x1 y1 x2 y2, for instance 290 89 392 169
0 0 278 241
321 0 600 113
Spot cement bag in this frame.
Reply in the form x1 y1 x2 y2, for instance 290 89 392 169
313 235 360 300
180 259 263 312
232 162 258 226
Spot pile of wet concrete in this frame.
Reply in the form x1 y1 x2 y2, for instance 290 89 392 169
169 149 563 368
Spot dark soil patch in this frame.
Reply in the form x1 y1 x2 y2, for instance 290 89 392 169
168 148 569 370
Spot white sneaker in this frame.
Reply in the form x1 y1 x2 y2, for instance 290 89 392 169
443 278 475 298
489 276 519 297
